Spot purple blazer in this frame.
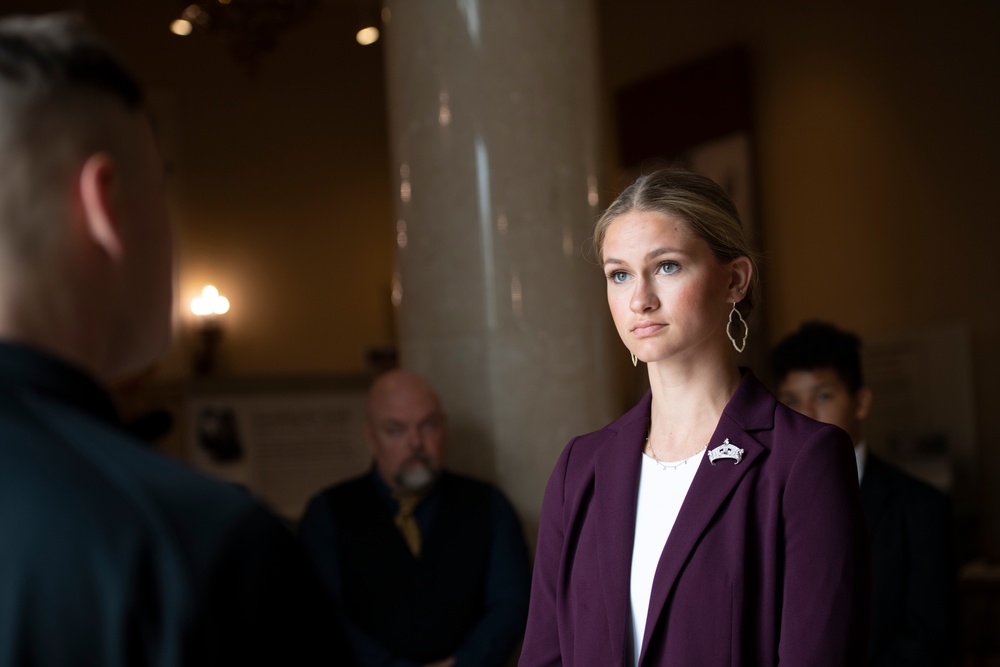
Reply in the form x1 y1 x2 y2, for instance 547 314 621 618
520 370 868 666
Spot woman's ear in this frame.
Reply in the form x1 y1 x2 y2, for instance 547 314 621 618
728 256 753 300
78 152 124 260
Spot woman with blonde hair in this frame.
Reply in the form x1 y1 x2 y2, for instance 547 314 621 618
519 168 868 666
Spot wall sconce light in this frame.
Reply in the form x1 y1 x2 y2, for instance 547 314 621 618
190 285 230 376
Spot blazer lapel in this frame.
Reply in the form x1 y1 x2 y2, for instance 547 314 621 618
594 393 651 667
638 370 774 664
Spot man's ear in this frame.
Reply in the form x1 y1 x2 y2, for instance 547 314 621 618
78 153 124 260
856 386 873 421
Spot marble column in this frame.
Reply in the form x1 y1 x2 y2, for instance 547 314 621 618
382 0 617 530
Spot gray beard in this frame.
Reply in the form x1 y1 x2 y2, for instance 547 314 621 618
395 458 439 492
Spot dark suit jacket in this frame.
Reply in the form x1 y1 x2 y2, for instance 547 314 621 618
862 452 957 666
520 369 869 667
0 342 351 666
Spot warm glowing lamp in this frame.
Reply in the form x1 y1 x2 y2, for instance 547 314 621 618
191 285 230 317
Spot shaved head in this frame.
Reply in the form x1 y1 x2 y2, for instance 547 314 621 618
0 13 145 272
0 14 173 381
368 370 440 417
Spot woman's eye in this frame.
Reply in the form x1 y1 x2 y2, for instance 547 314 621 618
657 261 679 275
609 270 629 284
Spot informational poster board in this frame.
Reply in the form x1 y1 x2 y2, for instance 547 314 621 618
183 379 371 521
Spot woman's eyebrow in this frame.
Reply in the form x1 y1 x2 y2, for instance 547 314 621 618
645 246 688 260
603 247 690 268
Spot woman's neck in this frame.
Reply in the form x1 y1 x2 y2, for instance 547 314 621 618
645 359 742 461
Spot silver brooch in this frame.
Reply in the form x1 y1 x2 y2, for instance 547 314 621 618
708 438 745 465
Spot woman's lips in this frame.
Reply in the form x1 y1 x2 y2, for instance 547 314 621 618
632 321 666 338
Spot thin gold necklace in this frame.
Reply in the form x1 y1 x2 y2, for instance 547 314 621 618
644 435 707 471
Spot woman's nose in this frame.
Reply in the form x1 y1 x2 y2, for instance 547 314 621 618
629 276 658 312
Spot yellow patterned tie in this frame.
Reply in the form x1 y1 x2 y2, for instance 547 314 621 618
393 493 422 557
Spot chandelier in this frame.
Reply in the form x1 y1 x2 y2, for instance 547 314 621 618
171 0 320 76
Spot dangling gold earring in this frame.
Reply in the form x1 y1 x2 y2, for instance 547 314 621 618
727 301 748 353
630 352 638 367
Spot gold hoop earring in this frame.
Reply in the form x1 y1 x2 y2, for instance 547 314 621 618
727 302 748 353
630 352 638 367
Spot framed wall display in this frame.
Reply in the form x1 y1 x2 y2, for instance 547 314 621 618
180 376 372 520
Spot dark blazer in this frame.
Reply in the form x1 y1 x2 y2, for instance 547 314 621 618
862 452 957 666
520 369 869 667
0 342 351 666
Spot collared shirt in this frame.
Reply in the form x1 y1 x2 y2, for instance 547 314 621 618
855 440 867 484
369 464 442 540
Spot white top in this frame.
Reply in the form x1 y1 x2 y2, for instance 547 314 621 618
627 448 704 666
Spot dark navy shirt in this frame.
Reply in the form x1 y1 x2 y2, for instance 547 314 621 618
0 342 352 666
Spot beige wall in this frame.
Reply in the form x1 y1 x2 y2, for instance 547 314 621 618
149 2 397 378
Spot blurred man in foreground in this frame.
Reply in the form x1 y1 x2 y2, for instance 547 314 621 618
0 13 349 666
